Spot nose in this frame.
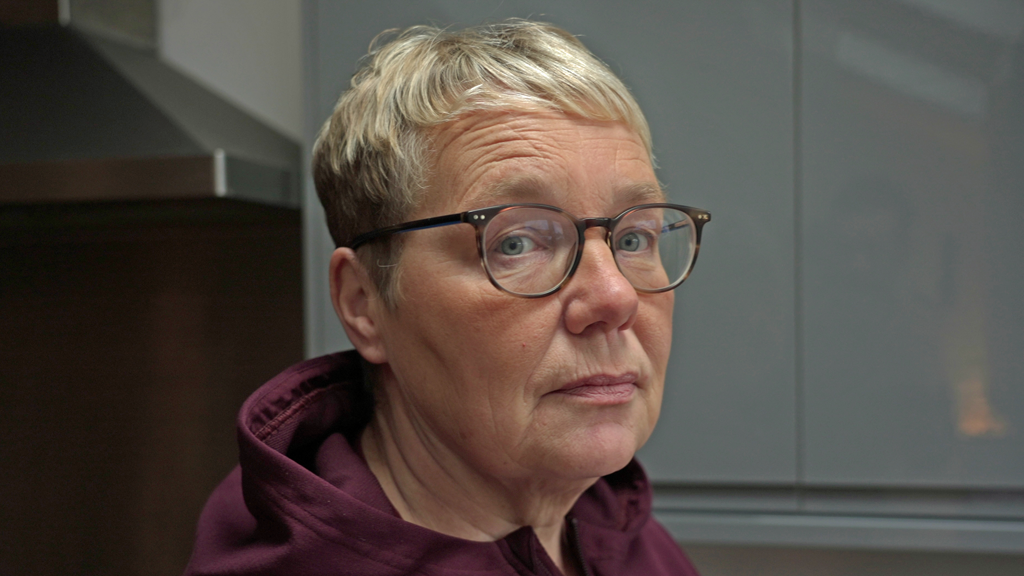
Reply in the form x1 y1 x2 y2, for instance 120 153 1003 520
562 227 639 335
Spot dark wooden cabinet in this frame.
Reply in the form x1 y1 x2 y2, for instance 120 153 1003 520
0 200 303 575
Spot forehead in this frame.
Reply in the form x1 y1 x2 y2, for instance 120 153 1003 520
423 110 662 214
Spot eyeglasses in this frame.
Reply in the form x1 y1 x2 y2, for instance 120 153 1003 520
348 203 711 298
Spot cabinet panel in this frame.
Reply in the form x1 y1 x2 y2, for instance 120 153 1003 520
801 0 1024 487
628 0 797 483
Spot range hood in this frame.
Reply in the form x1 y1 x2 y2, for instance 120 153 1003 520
0 3 300 207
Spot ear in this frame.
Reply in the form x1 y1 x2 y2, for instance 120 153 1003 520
329 247 388 364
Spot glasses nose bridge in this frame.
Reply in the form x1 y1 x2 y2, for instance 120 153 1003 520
565 215 635 295
579 217 615 244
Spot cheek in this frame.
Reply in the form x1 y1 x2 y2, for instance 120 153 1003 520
395 270 561 398
639 293 674 368
458 295 564 389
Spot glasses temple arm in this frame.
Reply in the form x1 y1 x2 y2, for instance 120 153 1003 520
347 213 465 249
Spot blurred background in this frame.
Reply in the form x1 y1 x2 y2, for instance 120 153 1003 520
1 0 1022 574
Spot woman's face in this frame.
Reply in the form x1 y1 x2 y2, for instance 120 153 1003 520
372 110 674 485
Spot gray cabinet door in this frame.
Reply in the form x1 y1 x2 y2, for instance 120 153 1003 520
631 0 797 484
800 0 1024 488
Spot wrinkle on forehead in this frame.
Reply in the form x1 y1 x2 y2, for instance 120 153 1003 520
425 110 659 214
472 178 665 213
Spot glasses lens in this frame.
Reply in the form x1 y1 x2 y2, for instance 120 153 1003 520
613 207 696 291
481 207 577 296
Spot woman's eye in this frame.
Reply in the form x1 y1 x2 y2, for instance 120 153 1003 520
499 235 535 255
617 231 650 252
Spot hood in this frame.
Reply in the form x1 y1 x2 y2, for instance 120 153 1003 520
183 351 700 576
0 4 299 207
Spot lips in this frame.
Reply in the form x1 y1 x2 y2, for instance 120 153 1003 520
553 373 638 403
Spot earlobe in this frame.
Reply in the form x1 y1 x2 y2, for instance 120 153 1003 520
329 248 388 364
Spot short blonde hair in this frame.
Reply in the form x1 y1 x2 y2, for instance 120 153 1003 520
312 18 653 305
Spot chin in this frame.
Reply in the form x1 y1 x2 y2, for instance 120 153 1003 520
556 421 648 479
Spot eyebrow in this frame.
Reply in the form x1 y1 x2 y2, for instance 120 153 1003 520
471 176 549 206
471 178 667 209
618 183 667 205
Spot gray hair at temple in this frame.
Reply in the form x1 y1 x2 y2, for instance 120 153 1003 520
312 18 653 306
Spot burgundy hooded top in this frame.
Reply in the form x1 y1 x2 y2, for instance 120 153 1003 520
184 351 700 576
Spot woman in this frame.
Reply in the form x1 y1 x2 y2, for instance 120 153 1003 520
186 19 709 576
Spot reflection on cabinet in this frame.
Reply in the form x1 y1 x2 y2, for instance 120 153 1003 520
801 0 1024 489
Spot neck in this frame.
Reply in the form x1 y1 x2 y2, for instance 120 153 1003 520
361 402 593 574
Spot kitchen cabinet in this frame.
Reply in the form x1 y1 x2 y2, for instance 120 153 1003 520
800 0 1024 488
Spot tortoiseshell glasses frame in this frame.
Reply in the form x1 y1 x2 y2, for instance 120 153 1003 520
347 203 711 298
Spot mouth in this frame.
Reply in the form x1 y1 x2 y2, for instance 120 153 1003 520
551 373 638 404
